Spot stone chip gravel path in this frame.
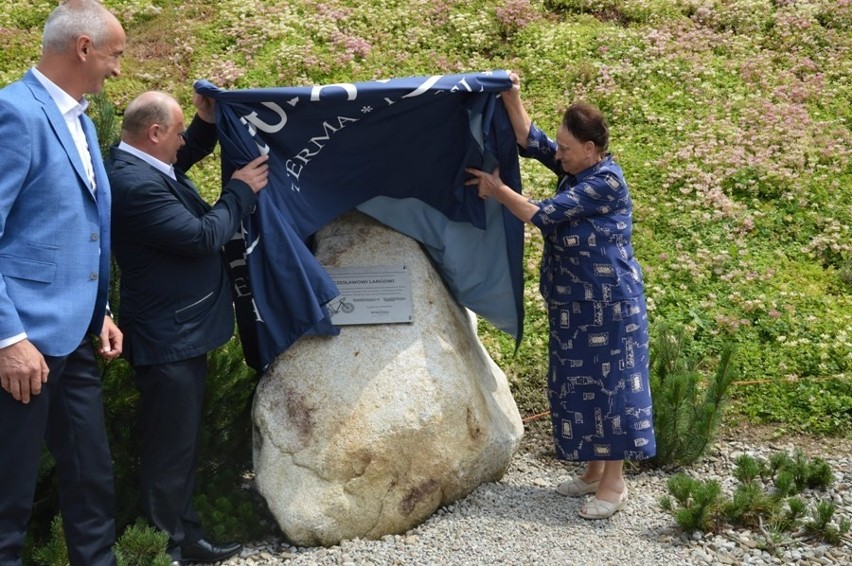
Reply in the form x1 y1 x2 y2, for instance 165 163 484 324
223 424 852 565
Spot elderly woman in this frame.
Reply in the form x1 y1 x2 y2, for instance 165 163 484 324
465 73 655 520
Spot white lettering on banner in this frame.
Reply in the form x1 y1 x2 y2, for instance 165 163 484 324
231 225 256 299
238 118 271 156
453 77 473 92
282 75 452 186
285 115 360 182
271 74 488 193
241 102 288 133
251 298 264 322
245 235 260 254
310 83 358 101
450 77 483 93
239 102 288 156
233 276 251 298
402 75 442 98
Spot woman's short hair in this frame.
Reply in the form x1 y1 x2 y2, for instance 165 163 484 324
562 103 609 152
42 0 112 53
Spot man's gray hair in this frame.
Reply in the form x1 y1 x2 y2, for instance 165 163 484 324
122 91 176 138
42 0 112 53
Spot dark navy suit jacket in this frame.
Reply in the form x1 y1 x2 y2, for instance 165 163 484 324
107 117 257 366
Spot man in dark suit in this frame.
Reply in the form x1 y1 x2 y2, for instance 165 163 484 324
107 90 268 564
0 1 125 564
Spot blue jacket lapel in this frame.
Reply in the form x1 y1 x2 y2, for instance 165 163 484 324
24 71 95 196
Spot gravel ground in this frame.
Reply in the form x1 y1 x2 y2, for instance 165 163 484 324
223 423 851 565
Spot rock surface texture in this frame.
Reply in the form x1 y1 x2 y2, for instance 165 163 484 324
252 212 524 546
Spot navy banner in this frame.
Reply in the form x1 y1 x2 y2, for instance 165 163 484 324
195 71 524 371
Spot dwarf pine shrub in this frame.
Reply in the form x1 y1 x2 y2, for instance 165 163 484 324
30 517 172 566
804 502 852 545
647 324 739 468
659 474 724 533
114 521 172 566
31 515 67 566
722 481 776 529
662 450 849 547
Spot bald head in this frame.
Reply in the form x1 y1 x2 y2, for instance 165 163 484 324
122 91 179 140
42 0 121 54
121 91 187 164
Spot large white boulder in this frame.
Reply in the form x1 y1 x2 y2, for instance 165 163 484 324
252 211 524 546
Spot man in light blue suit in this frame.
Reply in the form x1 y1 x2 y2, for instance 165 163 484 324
0 1 126 564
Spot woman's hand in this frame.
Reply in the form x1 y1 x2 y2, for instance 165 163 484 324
507 71 520 93
464 165 539 223
464 166 506 200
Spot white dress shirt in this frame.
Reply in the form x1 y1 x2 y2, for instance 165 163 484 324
117 140 177 180
31 67 97 192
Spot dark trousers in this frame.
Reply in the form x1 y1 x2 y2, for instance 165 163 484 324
0 340 116 566
134 355 207 553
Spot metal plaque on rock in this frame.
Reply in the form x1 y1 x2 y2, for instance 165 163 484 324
324 265 412 326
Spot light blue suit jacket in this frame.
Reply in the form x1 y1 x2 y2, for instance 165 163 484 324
0 70 111 357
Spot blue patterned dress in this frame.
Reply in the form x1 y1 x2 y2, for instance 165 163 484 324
522 125 656 462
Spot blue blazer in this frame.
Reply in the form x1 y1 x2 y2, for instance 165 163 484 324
0 70 111 357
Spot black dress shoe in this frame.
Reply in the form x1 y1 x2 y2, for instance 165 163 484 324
179 538 242 563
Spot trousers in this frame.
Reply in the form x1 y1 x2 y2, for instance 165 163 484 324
0 339 116 566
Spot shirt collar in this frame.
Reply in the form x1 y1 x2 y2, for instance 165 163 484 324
565 154 613 186
118 140 176 180
31 66 88 118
